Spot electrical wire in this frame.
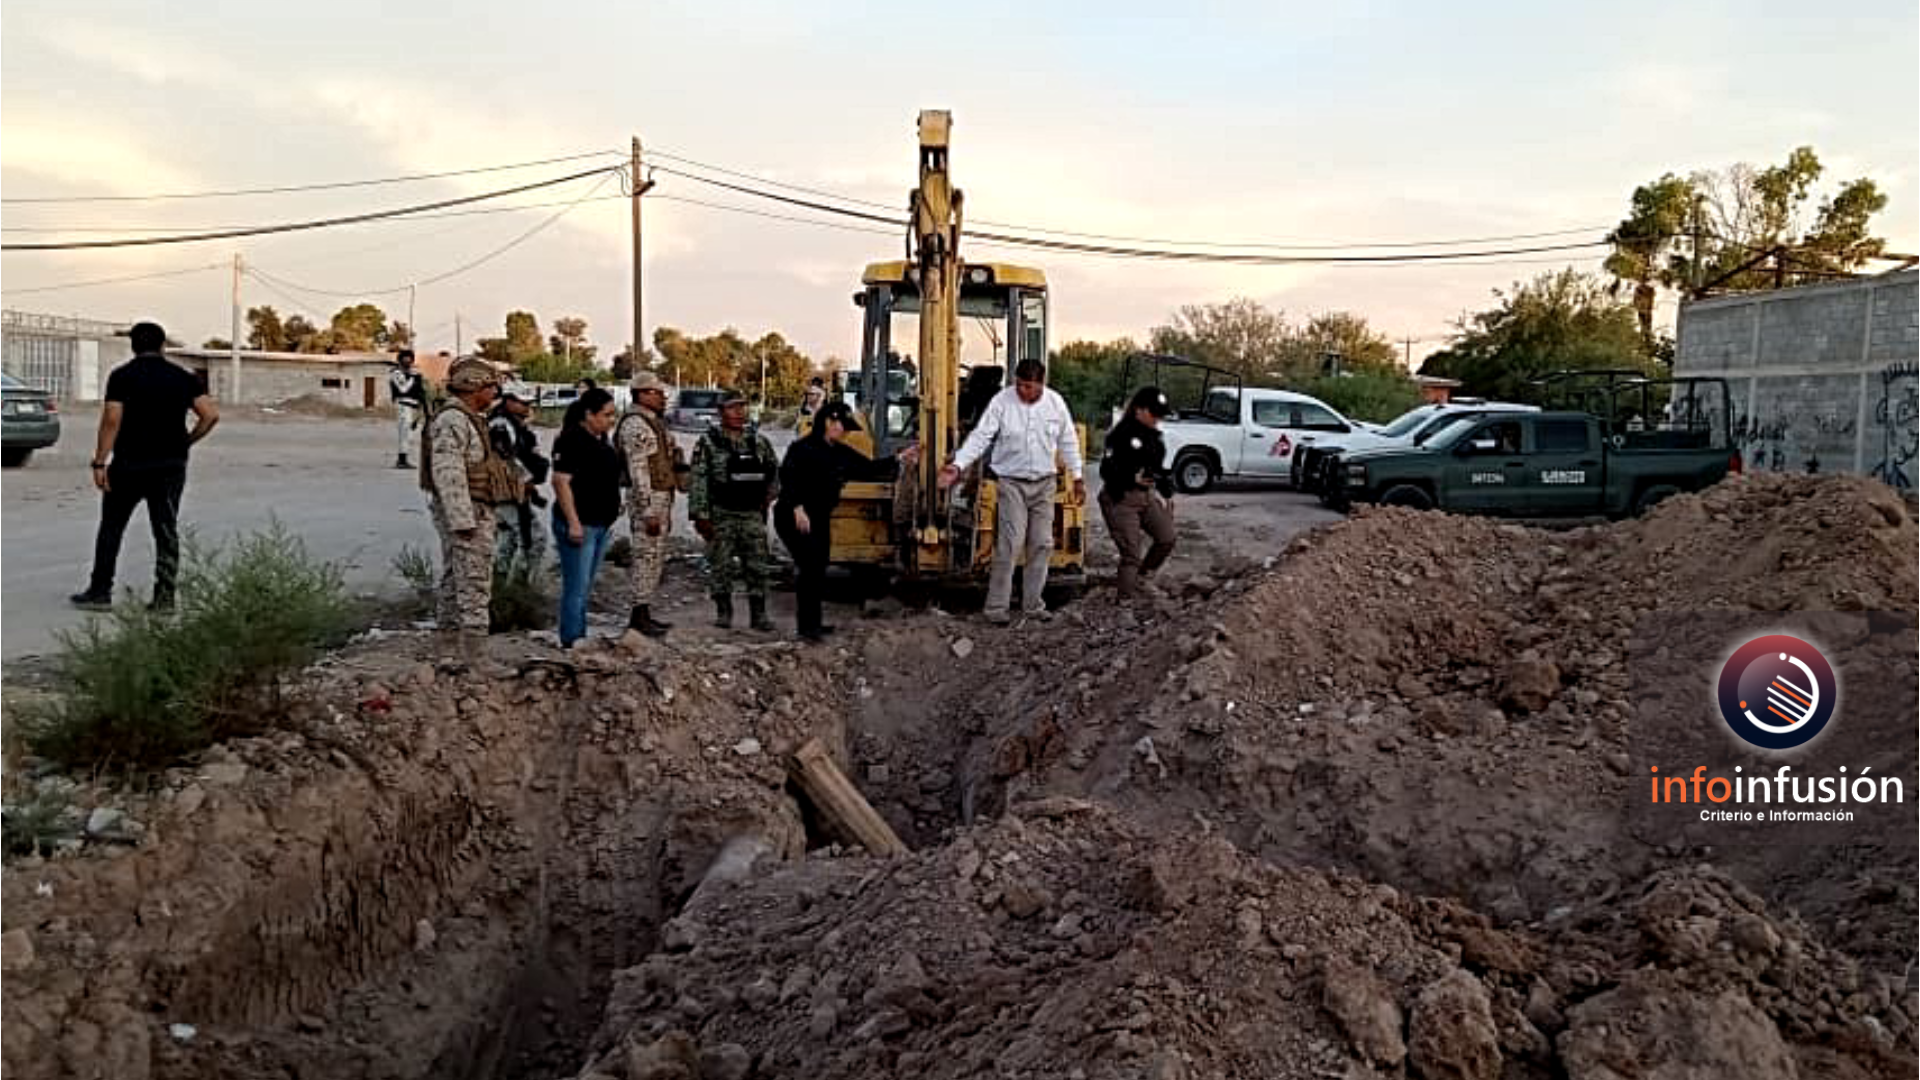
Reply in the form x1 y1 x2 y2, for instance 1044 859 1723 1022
647 165 1613 264
644 148 1614 251
1 150 625 204
243 169 619 298
0 166 620 251
1 261 227 295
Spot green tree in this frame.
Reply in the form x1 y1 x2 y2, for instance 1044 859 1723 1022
328 303 391 351
1279 311 1401 377
1605 147 1892 345
1303 371 1421 423
654 326 751 389
475 337 512 364
1048 338 1139 423
503 310 544 361
547 316 596 363
747 331 812 406
201 337 231 350
514 353 600 385
1147 298 1291 384
283 314 321 353
245 305 288 352
1419 269 1654 402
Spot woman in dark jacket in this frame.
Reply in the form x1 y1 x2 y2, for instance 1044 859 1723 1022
1098 386 1176 599
773 401 920 642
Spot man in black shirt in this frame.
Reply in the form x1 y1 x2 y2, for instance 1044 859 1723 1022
71 321 220 611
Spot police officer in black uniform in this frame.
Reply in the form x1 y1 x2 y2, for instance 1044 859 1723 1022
772 401 920 642
1097 386 1177 599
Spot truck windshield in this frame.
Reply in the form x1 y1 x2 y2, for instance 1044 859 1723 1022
1378 407 1438 439
1423 416 1484 449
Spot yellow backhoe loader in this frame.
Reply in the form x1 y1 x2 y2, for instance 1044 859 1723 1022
828 110 1087 590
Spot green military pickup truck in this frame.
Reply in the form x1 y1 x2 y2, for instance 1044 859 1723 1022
1333 408 1741 518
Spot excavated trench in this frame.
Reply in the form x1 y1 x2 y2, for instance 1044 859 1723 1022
286 647 1012 1080
6 475 1916 1079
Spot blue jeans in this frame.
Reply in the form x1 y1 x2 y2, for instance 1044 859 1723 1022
551 515 614 646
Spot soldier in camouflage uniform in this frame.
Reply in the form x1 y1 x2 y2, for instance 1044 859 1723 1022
616 371 683 637
689 389 779 631
421 357 520 665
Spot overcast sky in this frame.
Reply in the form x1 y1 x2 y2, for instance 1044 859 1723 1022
3 1 1915 370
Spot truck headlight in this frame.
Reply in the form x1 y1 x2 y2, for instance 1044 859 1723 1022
1345 463 1368 486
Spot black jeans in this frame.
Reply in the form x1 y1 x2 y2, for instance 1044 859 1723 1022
774 505 830 635
87 465 187 601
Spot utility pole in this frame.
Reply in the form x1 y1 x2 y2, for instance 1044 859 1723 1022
630 136 657 382
455 313 463 357
229 253 243 403
407 285 417 349
1403 337 1414 369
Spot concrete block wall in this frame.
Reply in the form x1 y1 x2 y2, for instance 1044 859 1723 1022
1675 271 1918 491
192 361 388 409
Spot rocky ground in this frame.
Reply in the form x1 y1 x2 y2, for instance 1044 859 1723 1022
2 473 1915 1079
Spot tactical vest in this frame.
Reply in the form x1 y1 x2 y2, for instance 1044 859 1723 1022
708 428 772 512
617 409 687 493
419 402 524 506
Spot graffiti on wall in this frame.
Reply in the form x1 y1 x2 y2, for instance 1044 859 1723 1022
1731 405 1856 474
1871 361 1918 492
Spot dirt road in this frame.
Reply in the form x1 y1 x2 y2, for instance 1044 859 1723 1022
0 411 1338 660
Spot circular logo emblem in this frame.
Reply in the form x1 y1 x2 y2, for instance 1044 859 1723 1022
1716 635 1836 750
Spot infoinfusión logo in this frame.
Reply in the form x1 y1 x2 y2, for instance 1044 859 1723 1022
1715 634 1836 751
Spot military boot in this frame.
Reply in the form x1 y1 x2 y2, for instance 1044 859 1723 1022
712 594 735 628
747 595 775 632
629 604 668 638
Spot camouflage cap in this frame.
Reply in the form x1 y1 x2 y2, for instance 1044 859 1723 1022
630 370 667 393
447 357 501 392
718 388 748 407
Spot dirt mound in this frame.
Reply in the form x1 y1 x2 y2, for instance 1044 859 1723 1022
575 807 1911 1079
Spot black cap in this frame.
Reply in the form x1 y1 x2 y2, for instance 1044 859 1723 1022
1129 386 1172 418
813 400 861 432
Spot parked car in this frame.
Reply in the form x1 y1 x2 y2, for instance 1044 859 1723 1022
1 373 61 467
1158 385 1405 494
1292 400 1539 498
665 388 725 431
1335 397 1739 518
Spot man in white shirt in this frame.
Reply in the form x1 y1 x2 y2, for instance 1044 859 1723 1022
938 358 1085 624
389 349 427 469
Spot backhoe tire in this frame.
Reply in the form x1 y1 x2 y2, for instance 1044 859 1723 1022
1633 484 1682 517
1379 484 1434 511
1173 453 1215 495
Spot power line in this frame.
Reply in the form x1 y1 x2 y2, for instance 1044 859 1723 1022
244 169 619 298
0 166 620 252
1 150 624 205
649 165 1613 264
0 261 227 295
645 148 1613 252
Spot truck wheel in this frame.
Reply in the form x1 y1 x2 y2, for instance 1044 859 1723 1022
1379 484 1434 511
1633 484 1681 517
1174 453 1214 495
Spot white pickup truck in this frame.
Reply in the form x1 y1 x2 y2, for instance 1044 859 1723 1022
1160 387 1402 493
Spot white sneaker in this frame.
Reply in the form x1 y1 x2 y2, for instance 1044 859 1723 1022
983 609 1011 625
1020 607 1054 622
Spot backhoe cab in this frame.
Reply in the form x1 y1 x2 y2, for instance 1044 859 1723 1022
828 110 1086 586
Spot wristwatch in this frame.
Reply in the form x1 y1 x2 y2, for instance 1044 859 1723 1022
91 460 108 469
